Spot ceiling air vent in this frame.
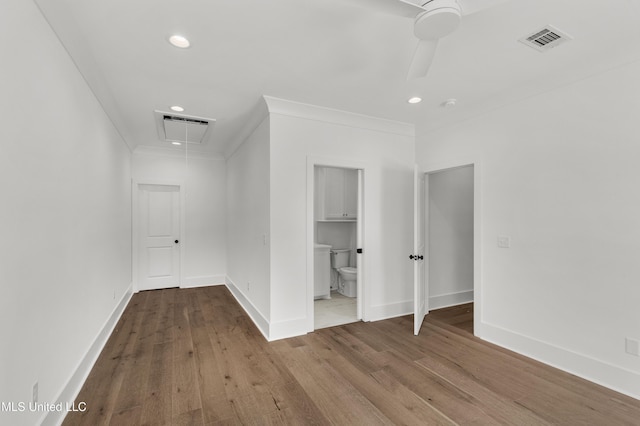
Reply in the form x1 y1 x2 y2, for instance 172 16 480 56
153 110 216 144
519 25 572 52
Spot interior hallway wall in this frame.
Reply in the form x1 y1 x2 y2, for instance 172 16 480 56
416 60 640 399
226 117 271 330
0 1 132 425
132 148 227 287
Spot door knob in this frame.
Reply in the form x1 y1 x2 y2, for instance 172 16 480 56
175 240 179 244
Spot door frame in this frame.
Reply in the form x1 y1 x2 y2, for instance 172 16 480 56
306 156 368 333
132 179 186 293
421 159 482 336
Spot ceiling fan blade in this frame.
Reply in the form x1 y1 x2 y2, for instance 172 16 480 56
407 39 438 80
346 0 425 19
457 0 509 16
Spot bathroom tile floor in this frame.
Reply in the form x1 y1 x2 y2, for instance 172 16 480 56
314 291 357 329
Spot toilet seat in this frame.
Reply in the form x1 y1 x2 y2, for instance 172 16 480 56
339 267 357 274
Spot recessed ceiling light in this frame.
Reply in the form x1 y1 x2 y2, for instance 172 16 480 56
170 105 184 112
171 141 182 146
408 97 422 104
169 35 190 49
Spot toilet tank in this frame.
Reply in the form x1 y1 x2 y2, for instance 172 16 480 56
330 249 350 268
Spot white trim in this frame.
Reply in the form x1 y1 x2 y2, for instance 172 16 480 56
481 322 640 400
43 283 134 426
131 179 185 293
133 145 224 160
422 159 481 336
224 101 270 159
181 275 226 289
263 96 415 137
429 290 474 310
307 156 368 333
422 158 478 175
269 318 309 342
225 277 270 340
368 300 413 322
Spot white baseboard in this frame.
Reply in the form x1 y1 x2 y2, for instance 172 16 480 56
429 290 474 310
181 274 226 289
43 283 134 426
479 322 640 401
225 276 270 341
269 317 309 341
367 300 413 322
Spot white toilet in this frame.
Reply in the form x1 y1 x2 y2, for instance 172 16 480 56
330 249 357 298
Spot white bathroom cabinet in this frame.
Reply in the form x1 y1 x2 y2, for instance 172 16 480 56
322 167 357 220
314 244 331 299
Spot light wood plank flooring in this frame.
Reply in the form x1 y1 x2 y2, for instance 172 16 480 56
63 287 640 425
428 303 473 334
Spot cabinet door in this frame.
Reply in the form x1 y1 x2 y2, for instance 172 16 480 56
314 249 331 299
343 169 358 219
324 167 345 219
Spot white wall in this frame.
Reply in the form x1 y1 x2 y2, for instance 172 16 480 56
267 98 415 339
416 60 640 399
132 148 227 287
226 117 271 332
429 166 474 309
0 1 132 425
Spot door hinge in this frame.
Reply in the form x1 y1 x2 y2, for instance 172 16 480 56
357 248 363 254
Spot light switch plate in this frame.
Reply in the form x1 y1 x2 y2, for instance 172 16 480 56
497 236 511 248
626 337 640 356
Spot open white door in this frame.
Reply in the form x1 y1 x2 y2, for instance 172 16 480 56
356 169 364 320
413 166 427 335
138 184 181 291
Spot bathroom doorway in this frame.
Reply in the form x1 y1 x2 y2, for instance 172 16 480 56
306 159 365 331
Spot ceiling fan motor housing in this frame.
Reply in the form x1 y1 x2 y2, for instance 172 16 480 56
415 0 462 40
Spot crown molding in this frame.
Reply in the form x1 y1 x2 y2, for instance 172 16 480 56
133 145 225 160
223 99 270 159
262 95 415 138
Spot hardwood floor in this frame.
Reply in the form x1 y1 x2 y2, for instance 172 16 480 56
64 287 640 425
429 303 473 334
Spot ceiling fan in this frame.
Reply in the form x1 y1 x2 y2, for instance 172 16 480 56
362 0 507 79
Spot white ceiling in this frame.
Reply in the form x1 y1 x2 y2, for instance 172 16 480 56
34 0 640 156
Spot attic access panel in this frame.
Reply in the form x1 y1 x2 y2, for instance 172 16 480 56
164 116 207 143
154 110 216 144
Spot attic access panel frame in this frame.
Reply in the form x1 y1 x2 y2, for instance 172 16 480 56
153 110 216 145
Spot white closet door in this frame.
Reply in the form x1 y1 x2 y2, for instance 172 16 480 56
138 184 180 291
